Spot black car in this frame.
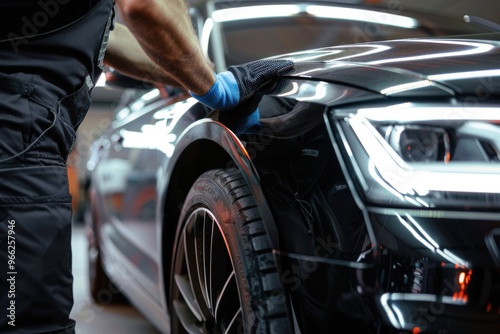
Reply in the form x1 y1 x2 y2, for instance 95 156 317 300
85 1 500 333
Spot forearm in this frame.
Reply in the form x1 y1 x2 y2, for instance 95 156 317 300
104 23 181 87
115 0 215 95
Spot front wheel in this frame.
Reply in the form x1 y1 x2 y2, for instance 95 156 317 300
170 168 292 333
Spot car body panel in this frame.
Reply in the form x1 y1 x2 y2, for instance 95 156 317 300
278 33 500 97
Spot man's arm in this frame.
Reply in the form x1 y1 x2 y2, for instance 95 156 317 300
113 0 215 95
108 0 293 111
104 22 183 87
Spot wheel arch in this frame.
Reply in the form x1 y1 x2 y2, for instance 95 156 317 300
159 119 281 308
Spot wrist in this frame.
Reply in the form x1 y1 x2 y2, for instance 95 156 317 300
190 71 239 110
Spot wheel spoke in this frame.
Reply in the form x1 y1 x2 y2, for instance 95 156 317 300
172 300 205 334
202 211 213 311
223 306 242 334
183 213 210 320
214 270 240 325
174 273 203 322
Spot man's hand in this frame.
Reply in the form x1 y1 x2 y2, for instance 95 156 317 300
191 59 294 111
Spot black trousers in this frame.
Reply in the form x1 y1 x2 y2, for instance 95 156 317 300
0 72 78 333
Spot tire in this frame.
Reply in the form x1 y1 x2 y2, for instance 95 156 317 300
170 168 292 333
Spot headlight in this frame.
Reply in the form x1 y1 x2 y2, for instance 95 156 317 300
382 125 451 163
330 102 500 209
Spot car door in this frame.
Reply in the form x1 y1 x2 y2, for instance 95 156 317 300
93 89 170 297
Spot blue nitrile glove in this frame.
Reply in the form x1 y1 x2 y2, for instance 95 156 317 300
190 59 294 112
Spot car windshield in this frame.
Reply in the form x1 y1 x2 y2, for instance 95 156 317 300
203 3 491 67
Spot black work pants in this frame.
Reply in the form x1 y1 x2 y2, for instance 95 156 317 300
0 72 77 334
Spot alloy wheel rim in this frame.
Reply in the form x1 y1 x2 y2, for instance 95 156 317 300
173 208 243 333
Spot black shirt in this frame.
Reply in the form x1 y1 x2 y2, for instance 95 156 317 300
0 0 97 41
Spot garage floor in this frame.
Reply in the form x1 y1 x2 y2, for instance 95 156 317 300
70 223 161 334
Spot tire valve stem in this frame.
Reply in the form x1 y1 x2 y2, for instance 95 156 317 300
295 192 314 236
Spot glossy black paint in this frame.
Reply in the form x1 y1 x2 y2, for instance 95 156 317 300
279 33 500 97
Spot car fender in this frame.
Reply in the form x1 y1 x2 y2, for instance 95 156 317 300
156 116 282 306
166 117 278 246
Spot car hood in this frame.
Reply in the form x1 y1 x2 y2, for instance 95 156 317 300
279 33 500 97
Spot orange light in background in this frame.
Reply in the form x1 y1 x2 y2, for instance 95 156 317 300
458 271 466 284
453 269 472 303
